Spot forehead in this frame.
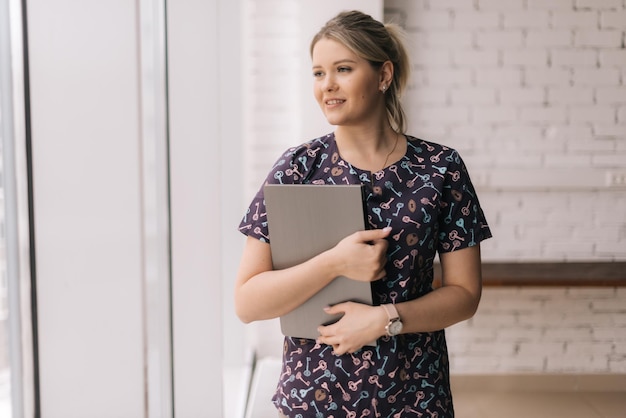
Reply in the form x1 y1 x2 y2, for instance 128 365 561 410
311 37 363 65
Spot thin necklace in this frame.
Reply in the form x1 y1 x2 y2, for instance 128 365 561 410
371 133 399 183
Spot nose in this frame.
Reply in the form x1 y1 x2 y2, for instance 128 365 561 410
321 74 336 92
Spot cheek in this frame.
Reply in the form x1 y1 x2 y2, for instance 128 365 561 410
357 81 378 103
359 91 377 107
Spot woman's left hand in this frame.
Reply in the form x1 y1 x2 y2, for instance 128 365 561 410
316 302 386 355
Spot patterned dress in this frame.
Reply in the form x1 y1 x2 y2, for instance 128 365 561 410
239 133 492 418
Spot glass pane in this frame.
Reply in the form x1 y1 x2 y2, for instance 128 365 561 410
0 285 9 417
0 85 13 418
139 1 173 416
1 1 28 415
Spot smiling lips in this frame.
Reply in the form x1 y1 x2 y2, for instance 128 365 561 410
325 99 345 106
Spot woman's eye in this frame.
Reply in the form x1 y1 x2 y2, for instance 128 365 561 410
313 71 323 78
338 67 351 73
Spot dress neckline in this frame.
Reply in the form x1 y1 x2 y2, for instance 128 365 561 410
328 132 410 176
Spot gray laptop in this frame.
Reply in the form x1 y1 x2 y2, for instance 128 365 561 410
264 184 375 342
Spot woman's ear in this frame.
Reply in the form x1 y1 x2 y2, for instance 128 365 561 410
380 60 394 88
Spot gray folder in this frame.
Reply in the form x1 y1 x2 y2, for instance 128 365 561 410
264 184 375 342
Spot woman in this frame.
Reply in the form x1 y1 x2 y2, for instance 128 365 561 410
236 10 492 417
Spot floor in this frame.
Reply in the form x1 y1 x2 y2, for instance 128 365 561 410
453 391 626 418
245 358 626 418
3 363 623 417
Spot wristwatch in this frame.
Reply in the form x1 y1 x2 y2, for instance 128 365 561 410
382 303 403 337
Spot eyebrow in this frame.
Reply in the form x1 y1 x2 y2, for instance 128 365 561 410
312 59 358 69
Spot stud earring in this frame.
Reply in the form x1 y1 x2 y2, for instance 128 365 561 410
381 84 387 93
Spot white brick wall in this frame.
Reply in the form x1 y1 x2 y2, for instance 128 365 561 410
242 0 302 202
447 287 626 374
243 0 626 374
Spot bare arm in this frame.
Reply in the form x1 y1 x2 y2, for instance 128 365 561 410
234 228 391 323
394 244 482 332
318 244 483 354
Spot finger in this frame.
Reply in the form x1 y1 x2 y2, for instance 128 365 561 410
316 334 338 347
333 345 347 355
317 324 330 338
354 227 392 243
323 303 347 316
370 239 390 255
334 343 360 356
317 321 338 338
375 234 391 246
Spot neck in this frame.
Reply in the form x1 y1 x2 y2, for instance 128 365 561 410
334 124 397 153
333 125 404 173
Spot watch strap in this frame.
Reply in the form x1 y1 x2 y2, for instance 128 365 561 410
382 303 400 321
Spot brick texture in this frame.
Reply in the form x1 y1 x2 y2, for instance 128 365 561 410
447 287 626 374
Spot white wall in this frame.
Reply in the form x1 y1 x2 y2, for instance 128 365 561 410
448 286 626 374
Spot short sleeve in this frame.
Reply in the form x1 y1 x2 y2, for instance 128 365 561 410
238 144 314 243
437 151 492 253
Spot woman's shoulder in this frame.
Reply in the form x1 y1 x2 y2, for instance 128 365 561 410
280 133 334 159
405 135 455 153
405 135 462 165
269 133 335 183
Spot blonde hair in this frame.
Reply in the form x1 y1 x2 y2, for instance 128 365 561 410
310 10 411 133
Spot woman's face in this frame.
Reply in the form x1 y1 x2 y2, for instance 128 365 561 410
311 37 384 127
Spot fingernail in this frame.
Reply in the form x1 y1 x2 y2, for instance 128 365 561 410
382 227 392 232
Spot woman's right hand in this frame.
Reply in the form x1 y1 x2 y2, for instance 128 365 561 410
329 227 392 282
235 226 391 322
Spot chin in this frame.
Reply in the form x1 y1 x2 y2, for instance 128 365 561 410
323 114 346 126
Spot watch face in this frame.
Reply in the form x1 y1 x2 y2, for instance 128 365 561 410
388 320 403 336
